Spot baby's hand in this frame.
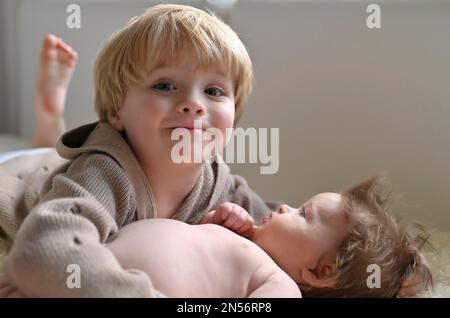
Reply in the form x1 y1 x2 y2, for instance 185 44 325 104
201 202 256 238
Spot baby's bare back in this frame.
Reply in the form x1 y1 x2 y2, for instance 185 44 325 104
107 219 285 297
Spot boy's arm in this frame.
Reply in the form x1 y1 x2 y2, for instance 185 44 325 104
1 153 164 297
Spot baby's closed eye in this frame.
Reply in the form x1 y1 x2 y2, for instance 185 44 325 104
298 206 307 219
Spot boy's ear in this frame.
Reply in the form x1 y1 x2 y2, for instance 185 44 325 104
107 111 125 131
299 261 338 289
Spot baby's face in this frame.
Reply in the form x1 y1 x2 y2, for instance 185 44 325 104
110 53 235 167
252 193 349 284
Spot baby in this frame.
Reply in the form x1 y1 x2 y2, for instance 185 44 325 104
108 175 433 297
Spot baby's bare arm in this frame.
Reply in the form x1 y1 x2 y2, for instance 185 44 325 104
247 259 301 298
248 271 301 298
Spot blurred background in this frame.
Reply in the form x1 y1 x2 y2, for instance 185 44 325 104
0 0 449 231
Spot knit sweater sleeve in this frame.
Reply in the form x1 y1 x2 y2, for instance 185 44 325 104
1 153 165 297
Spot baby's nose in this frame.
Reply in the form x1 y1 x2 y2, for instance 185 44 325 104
278 205 288 214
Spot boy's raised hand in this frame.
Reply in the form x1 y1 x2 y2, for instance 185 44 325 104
201 202 257 238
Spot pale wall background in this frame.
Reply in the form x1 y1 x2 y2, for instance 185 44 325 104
0 0 449 229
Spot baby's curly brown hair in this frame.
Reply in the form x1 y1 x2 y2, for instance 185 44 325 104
302 175 433 297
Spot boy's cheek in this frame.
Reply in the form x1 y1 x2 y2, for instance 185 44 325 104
220 106 236 128
211 111 234 133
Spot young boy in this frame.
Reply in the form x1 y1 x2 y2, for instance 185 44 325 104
107 175 432 297
0 5 427 297
0 4 271 297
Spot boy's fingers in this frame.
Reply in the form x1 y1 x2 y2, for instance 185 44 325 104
238 215 254 228
218 202 234 211
214 207 230 223
200 210 216 224
223 213 239 228
241 226 257 238
231 218 245 231
236 220 253 234
246 215 255 224
217 205 232 221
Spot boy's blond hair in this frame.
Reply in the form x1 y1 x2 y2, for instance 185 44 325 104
302 175 433 297
94 4 253 125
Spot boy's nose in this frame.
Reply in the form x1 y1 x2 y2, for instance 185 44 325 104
175 99 207 116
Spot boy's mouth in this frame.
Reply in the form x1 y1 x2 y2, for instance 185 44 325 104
168 125 207 132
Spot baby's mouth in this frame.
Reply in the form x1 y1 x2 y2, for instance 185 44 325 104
261 213 273 224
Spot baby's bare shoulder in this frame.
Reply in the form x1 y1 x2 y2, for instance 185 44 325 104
197 224 268 263
247 261 301 298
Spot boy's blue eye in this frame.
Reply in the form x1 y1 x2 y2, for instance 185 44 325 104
205 87 225 97
153 82 176 91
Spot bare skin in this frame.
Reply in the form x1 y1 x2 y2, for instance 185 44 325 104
105 196 344 297
107 198 429 298
32 34 77 148
106 195 348 298
106 219 301 298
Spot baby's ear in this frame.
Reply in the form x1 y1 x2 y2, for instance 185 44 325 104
107 111 125 131
299 261 338 289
